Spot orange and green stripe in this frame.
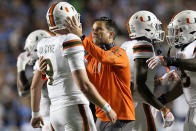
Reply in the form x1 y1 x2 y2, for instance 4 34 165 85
49 3 58 27
78 105 89 131
143 104 156 131
133 44 153 53
63 39 82 50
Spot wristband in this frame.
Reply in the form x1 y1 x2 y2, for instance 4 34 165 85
102 103 111 113
163 57 181 66
32 112 40 118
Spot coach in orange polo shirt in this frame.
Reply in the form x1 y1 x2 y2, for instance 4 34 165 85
67 16 135 131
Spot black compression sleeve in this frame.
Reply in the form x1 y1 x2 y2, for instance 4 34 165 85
163 56 181 67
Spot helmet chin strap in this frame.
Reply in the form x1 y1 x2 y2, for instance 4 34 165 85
99 43 115 51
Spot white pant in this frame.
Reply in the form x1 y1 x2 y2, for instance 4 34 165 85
40 98 53 131
133 102 157 131
184 107 196 131
50 104 97 131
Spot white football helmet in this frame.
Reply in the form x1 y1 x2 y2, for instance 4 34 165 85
167 10 196 46
127 11 165 42
24 30 51 65
46 2 80 32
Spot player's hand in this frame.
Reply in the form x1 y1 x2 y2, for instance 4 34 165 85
17 51 30 72
146 56 166 69
30 116 44 128
106 109 117 124
159 70 180 86
65 16 83 37
160 108 175 128
39 56 47 75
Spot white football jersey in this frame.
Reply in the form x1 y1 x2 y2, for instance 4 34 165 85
121 40 156 103
176 40 196 107
37 33 89 111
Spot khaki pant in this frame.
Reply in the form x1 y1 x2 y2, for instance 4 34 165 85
96 118 135 131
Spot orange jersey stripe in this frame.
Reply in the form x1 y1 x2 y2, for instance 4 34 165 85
133 45 152 48
63 39 82 44
63 39 82 50
133 50 153 53
49 3 58 27
133 44 153 53
63 44 83 50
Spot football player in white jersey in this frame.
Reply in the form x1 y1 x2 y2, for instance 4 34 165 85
17 30 55 131
147 10 196 131
30 2 116 131
121 11 176 131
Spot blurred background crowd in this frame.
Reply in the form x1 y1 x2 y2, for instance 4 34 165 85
0 0 195 130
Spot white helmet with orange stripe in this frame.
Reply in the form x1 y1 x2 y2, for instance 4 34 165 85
167 10 196 46
127 11 165 42
46 2 80 32
24 30 52 65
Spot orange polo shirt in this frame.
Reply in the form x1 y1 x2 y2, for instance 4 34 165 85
83 37 135 121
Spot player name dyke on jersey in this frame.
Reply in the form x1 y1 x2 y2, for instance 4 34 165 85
39 45 55 54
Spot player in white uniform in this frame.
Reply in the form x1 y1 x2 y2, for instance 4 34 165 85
121 11 175 131
17 30 54 131
30 2 117 131
147 10 196 131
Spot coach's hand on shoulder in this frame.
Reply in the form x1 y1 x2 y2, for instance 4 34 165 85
160 108 175 128
65 16 83 37
106 109 117 124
